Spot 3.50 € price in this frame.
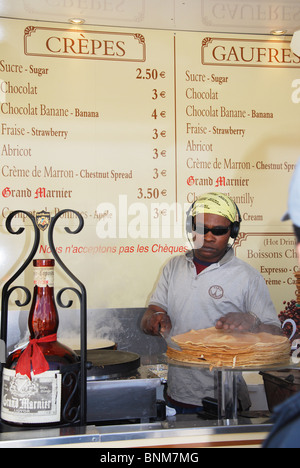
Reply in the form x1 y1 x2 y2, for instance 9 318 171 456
137 187 167 199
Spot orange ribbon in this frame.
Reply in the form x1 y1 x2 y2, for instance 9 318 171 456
15 334 57 379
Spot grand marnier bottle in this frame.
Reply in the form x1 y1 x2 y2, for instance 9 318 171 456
1 259 80 426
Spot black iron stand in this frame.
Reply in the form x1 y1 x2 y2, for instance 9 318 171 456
0 209 87 425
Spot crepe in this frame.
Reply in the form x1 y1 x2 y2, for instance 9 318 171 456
166 327 291 369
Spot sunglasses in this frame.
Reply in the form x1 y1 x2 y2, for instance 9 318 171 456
193 224 231 236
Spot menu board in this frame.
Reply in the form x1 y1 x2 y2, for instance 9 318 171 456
0 19 300 312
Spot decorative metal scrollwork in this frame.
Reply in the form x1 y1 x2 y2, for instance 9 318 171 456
47 209 87 425
1 211 40 346
1 209 87 425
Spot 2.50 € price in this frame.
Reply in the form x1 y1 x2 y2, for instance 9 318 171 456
136 68 166 80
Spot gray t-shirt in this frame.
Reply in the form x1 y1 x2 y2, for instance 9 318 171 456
149 248 280 406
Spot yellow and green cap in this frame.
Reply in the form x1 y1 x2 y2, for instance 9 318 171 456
192 192 237 223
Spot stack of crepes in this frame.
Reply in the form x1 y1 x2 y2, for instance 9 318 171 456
166 327 291 369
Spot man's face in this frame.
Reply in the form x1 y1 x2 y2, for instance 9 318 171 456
193 213 232 263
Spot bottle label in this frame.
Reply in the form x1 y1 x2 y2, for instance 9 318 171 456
1 368 61 424
34 267 54 287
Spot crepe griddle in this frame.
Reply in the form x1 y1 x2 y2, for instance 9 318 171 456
86 349 140 380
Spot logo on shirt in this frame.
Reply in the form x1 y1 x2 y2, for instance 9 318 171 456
209 285 224 299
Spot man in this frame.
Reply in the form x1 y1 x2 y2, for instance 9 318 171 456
141 192 281 412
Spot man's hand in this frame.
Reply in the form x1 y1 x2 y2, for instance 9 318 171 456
215 312 283 335
141 305 172 336
215 312 256 332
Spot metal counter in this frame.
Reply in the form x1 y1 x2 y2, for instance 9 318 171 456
0 361 275 448
0 415 272 448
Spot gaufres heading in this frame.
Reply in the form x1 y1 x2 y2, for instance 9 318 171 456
202 37 300 68
24 26 146 62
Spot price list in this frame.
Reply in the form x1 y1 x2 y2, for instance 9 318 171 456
0 21 179 307
1 20 300 309
136 67 170 203
174 31 300 308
